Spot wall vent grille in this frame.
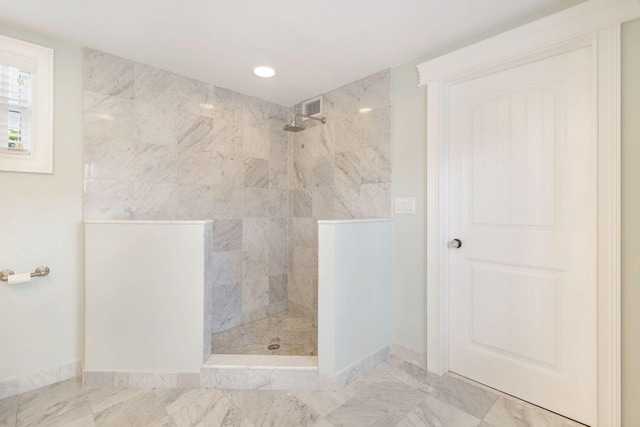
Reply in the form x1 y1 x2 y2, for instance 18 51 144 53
301 96 323 120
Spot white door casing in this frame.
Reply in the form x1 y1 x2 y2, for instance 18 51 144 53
417 0 640 426
448 45 595 424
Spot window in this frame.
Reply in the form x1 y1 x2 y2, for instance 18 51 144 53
0 35 53 173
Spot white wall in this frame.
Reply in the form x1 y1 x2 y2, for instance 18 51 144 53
318 219 393 375
85 221 212 373
0 23 84 381
621 17 640 427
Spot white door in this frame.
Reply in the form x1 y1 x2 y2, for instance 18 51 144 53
447 45 596 425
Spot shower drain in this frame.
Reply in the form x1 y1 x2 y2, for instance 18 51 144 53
267 343 280 351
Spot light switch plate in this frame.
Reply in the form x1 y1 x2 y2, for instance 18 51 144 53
395 197 416 214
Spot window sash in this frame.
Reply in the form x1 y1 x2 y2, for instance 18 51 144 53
0 64 32 154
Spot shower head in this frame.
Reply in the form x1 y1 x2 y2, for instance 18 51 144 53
283 122 306 132
283 113 326 132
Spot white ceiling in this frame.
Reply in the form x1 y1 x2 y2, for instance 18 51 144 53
0 0 581 106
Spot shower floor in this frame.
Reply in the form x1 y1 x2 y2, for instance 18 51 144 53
211 311 317 356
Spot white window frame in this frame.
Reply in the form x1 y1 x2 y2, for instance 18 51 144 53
0 34 53 174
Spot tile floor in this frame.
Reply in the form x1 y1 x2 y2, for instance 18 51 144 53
0 356 585 427
211 311 317 356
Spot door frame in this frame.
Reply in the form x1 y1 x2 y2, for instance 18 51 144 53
416 0 639 425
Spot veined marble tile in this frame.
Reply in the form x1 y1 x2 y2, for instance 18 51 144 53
293 189 313 218
396 394 481 427
84 91 134 142
201 368 272 391
84 179 134 220
324 79 362 116
243 188 270 218
114 373 177 389
334 185 361 219
312 155 335 188
242 126 270 160
211 108 243 157
294 247 318 278
16 378 91 427
211 219 243 252
313 187 335 219
269 274 287 304
482 397 584 427
292 157 314 189
359 69 391 112
212 283 242 333
176 149 214 185
289 274 314 309
335 151 361 187
269 218 288 274
211 251 242 286
176 184 215 220
132 182 179 220
269 190 288 218
242 251 269 282
360 145 391 184
134 98 178 146
242 277 269 311
269 131 289 167
84 138 135 181
334 113 361 154
244 158 270 188
176 115 214 152
360 183 391 219
160 389 245 427
242 218 269 255
172 79 213 118
134 144 178 183
211 152 243 189
291 218 317 248
213 87 244 113
391 361 497 420
84 49 135 99
211 188 244 219
360 106 391 148
0 395 18 427
83 372 114 389
294 124 333 158
134 63 177 103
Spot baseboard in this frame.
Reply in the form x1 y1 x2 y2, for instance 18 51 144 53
319 344 393 391
392 342 427 369
0 360 82 399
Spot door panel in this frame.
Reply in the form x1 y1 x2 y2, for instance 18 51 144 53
448 46 595 425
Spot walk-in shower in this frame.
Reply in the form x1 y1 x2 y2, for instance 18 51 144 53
283 112 326 132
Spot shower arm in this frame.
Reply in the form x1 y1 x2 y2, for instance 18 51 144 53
292 113 326 124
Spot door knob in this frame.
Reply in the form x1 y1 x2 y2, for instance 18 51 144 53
448 239 462 249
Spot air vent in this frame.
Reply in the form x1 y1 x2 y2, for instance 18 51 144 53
301 96 323 120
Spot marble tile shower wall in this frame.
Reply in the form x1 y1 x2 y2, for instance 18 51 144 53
288 70 392 320
83 49 291 333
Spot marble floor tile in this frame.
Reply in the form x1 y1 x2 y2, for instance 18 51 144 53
211 311 317 356
0 396 17 427
390 360 497 419
0 357 587 427
396 394 481 427
482 397 584 427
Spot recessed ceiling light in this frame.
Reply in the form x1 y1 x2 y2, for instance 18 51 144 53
199 103 214 110
97 114 115 120
253 66 276 78
359 107 373 114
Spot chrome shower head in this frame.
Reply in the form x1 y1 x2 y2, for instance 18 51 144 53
283 113 326 132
